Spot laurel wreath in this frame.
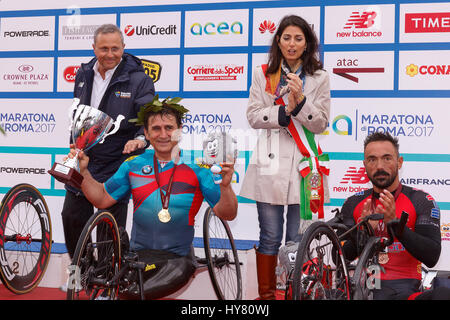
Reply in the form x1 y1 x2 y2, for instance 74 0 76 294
129 94 189 126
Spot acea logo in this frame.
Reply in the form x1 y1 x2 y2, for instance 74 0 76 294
322 115 353 136
190 21 243 35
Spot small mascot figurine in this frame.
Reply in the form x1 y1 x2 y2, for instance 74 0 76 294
202 131 238 184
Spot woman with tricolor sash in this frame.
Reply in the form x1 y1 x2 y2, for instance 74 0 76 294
240 15 331 300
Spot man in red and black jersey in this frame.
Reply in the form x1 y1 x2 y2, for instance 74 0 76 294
341 132 449 300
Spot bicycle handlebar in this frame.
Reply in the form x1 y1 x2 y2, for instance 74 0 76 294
385 211 409 247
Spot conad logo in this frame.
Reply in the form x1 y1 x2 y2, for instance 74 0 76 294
64 66 80 82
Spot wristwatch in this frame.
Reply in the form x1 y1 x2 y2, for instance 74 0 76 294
135 135 148 148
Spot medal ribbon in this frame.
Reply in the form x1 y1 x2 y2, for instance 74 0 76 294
262 63 329 221
153 155 177 211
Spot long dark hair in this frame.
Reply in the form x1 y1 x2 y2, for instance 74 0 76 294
266 15 322 76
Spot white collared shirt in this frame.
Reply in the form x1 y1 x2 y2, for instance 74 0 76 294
90 60 121 109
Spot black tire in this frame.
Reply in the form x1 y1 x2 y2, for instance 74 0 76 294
0 184 52 294
292 221 350 300
203 207 242 300
67 210 121 300
352 236 381 300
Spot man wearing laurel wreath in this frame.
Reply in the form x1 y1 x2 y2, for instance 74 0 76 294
66 96 238 299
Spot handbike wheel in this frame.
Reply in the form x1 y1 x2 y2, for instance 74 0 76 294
0 184 52 294
352 236 381 300
67 210 121 300
203 207 242 300
292 221 350 300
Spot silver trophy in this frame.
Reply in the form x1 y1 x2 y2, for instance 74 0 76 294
202 131 238 184
48 98 124 189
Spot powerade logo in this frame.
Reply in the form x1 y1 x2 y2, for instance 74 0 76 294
0 112 56 133
360 113 434 137
190 21 243 35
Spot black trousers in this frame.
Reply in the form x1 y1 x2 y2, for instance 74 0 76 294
61 189 128 259
120 249 196 300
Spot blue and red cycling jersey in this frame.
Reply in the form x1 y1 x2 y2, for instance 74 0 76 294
104 149 220 256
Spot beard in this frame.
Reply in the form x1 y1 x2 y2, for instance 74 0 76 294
368 169 398 190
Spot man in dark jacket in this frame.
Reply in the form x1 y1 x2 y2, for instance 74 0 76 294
61 24 155 262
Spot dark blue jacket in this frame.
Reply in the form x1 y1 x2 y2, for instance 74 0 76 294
69 52 155 196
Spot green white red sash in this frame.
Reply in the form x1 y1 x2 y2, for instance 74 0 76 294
262 64 329 223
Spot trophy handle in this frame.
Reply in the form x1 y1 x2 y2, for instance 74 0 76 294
68 98 81 131
99 114 124 144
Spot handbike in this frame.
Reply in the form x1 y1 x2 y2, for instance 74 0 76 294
0 183 52 294
66 206 242 300
291 209 408 300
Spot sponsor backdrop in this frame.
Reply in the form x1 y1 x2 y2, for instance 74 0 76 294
1 0 449 270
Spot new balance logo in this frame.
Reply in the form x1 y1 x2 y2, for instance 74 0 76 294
344 11 377 29
340 167 369 184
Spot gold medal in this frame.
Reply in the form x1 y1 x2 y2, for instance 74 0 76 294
378 252 389 264
158 208 171 223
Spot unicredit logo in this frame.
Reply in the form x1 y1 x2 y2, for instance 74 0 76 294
64 66 80 82
405 12 450 33
124 25 135 36
124 24 177 36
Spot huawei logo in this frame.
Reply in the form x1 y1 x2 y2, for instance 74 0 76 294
259 20 276 34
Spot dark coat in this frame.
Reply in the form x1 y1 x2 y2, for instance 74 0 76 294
69 52 155 194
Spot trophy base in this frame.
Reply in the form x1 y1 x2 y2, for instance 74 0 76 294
48 163 84 190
